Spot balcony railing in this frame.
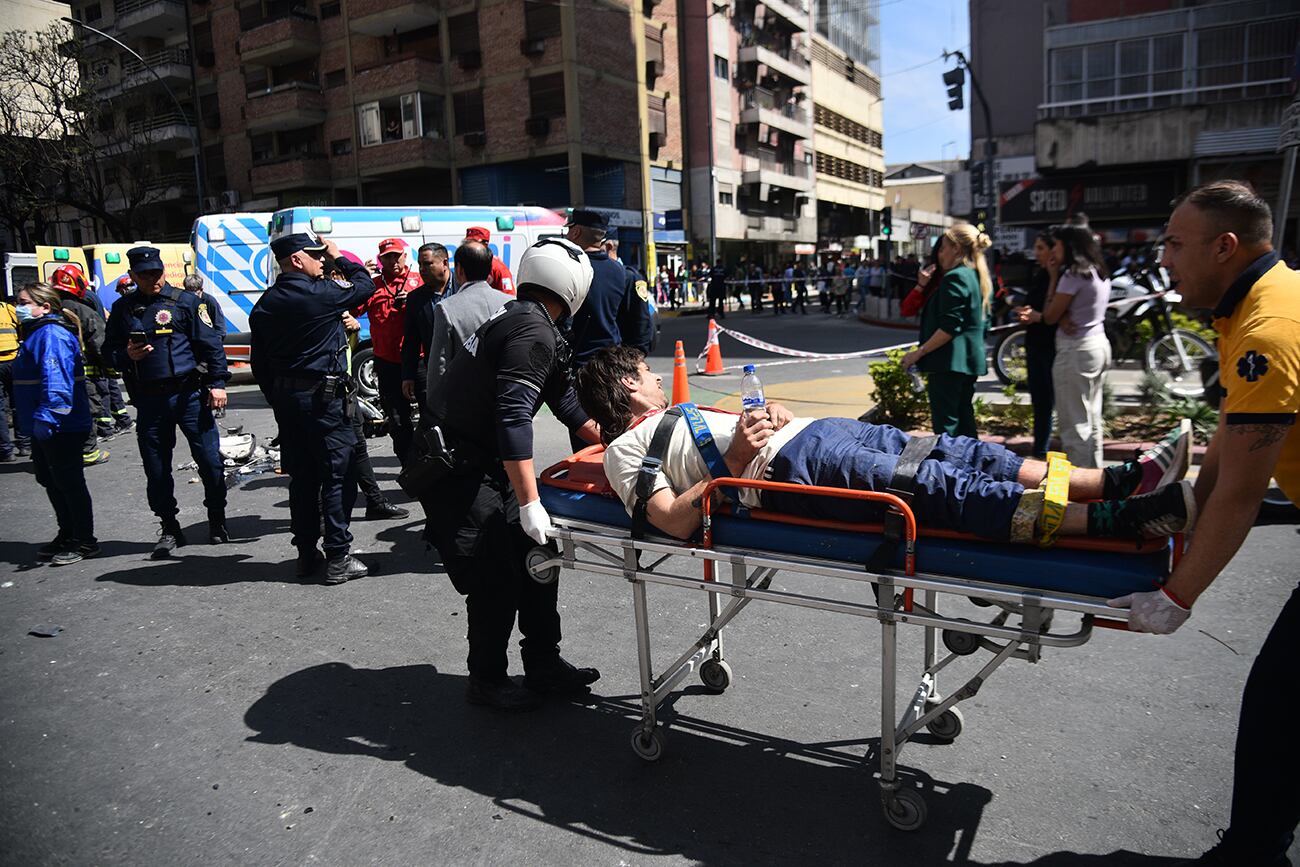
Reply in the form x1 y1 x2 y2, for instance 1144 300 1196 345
741 87 808 125
128 111 195 137
121 47 191 77
739 34 809 67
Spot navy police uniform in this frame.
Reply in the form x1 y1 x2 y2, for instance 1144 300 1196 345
426 297 591 685
104 246 229 539
249 236 376 562
567 213 654 366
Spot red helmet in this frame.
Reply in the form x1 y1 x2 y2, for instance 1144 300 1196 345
50 265 89 299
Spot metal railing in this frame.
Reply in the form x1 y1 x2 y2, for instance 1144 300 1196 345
115 0 184 18
739 35 810 68
246 79 322 100
128 111 195 137
741 87 809 124
120 47 190 77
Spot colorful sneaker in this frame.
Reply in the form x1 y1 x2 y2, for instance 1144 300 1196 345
37 536 68 562
1089 479 1197 539
1133 418 1193 496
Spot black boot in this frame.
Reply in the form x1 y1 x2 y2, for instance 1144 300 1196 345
208 513 230 544
324 554 368 585
152 522 186 560
295 549 324 579
365 499 410 520
524 655 601 696
465 675 543 712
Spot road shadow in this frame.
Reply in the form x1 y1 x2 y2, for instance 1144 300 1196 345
94 552 304 586
244 662 996 865
983 854 1185 866
0 538 158 570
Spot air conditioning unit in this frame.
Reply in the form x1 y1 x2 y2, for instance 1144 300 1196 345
645 59 664 80
524 116 550 136
520 38 546 56
203 196 221 212
647 131 664 149
220 189 240 208
457 50 482 70
646 0 662 7
462 131 486 147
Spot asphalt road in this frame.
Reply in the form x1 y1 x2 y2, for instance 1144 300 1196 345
2 336 1298 865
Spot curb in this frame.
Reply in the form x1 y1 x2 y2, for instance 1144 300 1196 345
976 434 1208 465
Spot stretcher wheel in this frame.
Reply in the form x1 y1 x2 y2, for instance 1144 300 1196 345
924 707 964 743
630 725 666 762
882 788 927 832
525 545 560 585
699 659 733 692
942 627 980 656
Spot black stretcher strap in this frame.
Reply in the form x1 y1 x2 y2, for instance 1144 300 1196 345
631 407 684 541
865 434 937 577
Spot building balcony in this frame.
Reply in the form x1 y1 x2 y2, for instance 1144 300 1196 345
128 112 197 148
244 82 327 132
743 213 816 242
738 43 810 85
741 155 813 192
349 0 441 37
352 56 443 99
739 88 811 139
250 154 331 194
113 0 187 38
101 48 192 98
757 0 808 31
239 12 320 64
145 172 197 202
357 136 450 176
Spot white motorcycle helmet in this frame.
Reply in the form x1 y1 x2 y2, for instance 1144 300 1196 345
516 237 594 318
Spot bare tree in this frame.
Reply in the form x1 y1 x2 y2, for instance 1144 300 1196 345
0 23 190 246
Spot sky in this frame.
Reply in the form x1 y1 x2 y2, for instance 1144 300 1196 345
877 0 971 167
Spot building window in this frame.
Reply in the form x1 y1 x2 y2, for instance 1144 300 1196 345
448 12 481 54
251 133 274 162
383 23 440 62
718 186 734 206
324 68 346 89
524 0 562 39
453 89 485 134
528 73 565 118
320 1 340 18
358 91 444 147
84 3 102 22
713 54 728 80
331 138 352 156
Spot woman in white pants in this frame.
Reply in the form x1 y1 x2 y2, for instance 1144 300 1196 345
1019 225 1112 467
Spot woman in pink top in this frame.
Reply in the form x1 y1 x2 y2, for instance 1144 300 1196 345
1019 225 1111 467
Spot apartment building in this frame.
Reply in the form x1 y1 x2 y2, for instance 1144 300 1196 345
970 0 1300 250
810 0 882 256
681 0 816 267
149 0 682 267
65 0 204 241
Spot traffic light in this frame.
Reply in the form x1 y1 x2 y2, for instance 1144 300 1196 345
881 206 892 237
943 67 965 111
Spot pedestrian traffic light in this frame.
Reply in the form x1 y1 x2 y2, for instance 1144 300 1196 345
943 67 965 111
881 207 892 237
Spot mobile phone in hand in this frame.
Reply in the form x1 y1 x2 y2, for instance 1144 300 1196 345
129 331 148 345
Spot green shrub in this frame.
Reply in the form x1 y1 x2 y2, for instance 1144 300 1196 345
1133 310 1217 347
868 349 930 430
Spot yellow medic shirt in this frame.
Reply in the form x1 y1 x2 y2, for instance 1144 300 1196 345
1211 253 1300 503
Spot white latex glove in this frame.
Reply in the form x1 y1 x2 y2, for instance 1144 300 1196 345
519 499 553 546
1107 587 1191 634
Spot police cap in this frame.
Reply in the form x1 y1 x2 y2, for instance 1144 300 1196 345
127 245 165 272
270 233 328 260
566 209 609 232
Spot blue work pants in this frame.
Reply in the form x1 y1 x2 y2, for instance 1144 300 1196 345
271 389 358 559
32 430 95 545
764 418 1025 540
135 387 225 523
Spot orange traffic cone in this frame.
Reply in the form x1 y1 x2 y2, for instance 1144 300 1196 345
671 340 691 404
702 318 726 376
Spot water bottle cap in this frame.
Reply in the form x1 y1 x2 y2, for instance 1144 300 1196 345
743 364 756 374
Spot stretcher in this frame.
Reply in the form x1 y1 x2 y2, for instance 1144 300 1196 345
530 446 1182 832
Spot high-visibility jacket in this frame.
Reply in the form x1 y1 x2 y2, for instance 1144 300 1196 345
0 303 18 363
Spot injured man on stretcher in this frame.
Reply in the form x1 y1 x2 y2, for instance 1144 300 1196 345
574 346 1196 544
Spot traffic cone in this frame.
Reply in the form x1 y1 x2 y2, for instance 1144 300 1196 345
702 318 726 376
671 340 691 405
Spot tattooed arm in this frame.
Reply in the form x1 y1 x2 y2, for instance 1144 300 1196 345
1164 420 1291 606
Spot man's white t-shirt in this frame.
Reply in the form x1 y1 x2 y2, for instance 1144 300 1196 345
603 408 814 512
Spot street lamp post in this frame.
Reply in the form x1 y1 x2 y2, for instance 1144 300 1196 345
61 16 205 217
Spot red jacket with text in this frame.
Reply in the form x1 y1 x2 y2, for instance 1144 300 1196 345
355 268 422 363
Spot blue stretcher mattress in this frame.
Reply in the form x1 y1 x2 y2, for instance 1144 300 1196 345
538 485 1170 600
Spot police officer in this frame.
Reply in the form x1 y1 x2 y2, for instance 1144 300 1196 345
426 238 601 711
104 246 230 558
566 210 654 366
249 234 377 584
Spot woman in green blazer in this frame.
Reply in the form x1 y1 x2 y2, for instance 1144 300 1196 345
901 223 992 437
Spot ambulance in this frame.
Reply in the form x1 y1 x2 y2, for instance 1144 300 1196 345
265 205 569 396
190 213 274 365
32 243 193 302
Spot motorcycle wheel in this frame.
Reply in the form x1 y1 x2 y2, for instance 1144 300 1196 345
352 346 379 400
993 329 1029 387
1144 329 1215 398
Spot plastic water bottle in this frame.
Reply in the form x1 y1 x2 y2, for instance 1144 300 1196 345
907 365 926 394
741 364 766 415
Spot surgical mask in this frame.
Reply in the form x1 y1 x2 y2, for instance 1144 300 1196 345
15 304 37 323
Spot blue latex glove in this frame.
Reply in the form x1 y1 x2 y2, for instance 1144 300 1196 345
33 419 55 441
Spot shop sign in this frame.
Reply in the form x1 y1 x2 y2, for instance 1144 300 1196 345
999 171 1180 225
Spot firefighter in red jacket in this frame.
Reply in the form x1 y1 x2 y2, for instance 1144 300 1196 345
463 226 515 294
354 238 421 465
